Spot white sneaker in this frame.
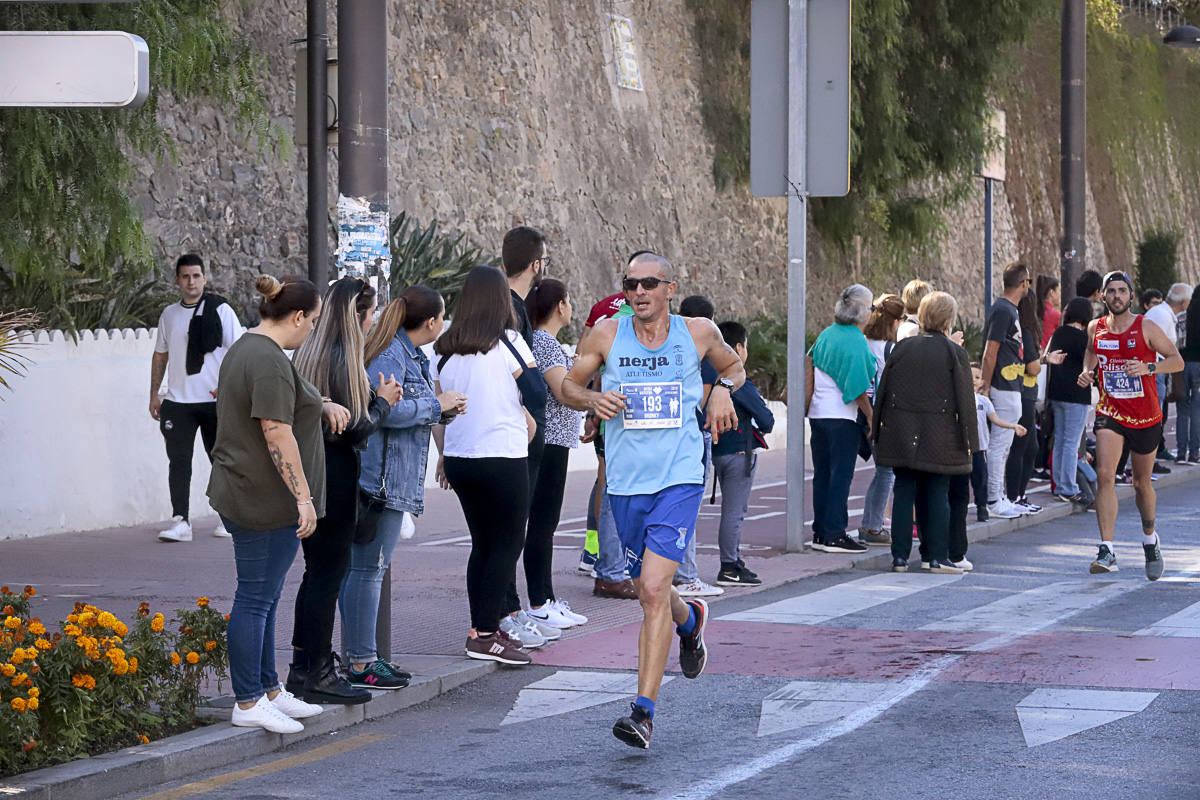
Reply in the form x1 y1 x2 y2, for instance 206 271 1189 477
212 522 232 539
952 558 974 572
517 609 562 640
231 695 303 733
158 516 193 542
986 500 1021 519
500 615 544 648
270 688 323 719
674 579 724 598
550 598 588 625
528 603 577 629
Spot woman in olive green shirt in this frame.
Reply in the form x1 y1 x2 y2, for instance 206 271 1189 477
208 274 342 734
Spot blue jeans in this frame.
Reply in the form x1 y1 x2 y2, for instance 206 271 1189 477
1051 400 1089 497
223 517 301 702
674 433 712 583
338 508 405 663
595 490 626 582
810 418 859 544
860 465 895 531
1177 362 1200 460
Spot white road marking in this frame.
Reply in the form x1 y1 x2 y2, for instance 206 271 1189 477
501 671 673 726
1016 689 1157 747
1135 599 1200 637
665 577 1145 800
920 580 1129 634
417 535 471 547
745 511 785 521
719 572 962 626
757 681 896 737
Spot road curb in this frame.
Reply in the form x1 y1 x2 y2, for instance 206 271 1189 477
845 464 1198 572
0 658 496 800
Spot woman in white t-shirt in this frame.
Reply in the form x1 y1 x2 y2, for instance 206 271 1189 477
431 266 544 667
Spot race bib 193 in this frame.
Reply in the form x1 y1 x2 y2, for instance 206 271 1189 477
621 381 683 429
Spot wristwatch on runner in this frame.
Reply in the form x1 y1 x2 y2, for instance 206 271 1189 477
714 377 735 393
1146 362 1157 375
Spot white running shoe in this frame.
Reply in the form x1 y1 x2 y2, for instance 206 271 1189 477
674 579 724 598
231 695 303 733
986 500 1021 519
550 598 588 625
952 558 974 572
212 522 232 539
270 688 323 719
527 603 576 629
517 609 562 641
158 516 193 542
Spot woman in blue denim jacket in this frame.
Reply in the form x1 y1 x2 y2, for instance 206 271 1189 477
337 286 467 688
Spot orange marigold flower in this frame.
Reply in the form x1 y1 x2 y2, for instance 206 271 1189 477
137 602 151 617
128 656 139 673
66 614 79 624
10 650 25 665
22 739 36 752
28 687 39 698
83 604 99 614
105 647 125 663
170 652 181 666
185 651 200 664
27 621 45 636
12 672 29 687
71 673 88 688
138 734 150 744
150 614 165 633
26 697 38 711
204 640 217 651
64 624 82 637
11 697 26 712
224 614 231 621
0 663 15 677
2 605 13 616
0 586 9 594
113 622 128 637
77 612 96 627
196 597 210 608
112 660 129 676
23 586 34 597
97 611 118 629
3 616 20 630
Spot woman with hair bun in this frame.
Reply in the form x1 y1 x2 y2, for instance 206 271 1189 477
207 274 340 733
857 292 906 547
337 285 467 688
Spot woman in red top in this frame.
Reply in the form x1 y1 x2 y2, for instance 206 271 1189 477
1037 275 1061 350
1078 271 1183 581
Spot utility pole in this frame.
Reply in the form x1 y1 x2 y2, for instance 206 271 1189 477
785 0 808 555
1061 0 1086 301
337 0 391 657
306 0 329 285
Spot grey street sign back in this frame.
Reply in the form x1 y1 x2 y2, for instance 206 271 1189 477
750 0 851 198
0 31 149 108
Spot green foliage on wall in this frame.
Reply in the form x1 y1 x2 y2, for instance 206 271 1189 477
684 0 1046 257
1135 228 1181 294
0 2 273 332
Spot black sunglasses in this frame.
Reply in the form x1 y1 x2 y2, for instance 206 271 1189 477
622 276 673 292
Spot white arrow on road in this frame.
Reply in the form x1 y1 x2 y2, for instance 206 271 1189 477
757 681 897 737
1016 689 1158 747
501 671 673 726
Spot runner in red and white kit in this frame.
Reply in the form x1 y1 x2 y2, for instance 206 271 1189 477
1078 270 1183 579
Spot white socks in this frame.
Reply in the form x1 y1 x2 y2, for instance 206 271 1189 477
1143 531 1159 546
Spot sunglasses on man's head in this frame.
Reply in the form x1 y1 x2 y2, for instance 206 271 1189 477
622 276 672 292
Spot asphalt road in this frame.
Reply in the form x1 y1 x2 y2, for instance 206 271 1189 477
118 481 1200 800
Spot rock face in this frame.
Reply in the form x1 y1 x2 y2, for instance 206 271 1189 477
132 2 1200 330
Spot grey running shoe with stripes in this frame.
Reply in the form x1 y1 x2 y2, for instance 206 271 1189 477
612 703 653 749
1144 541 1164 581
1090 545 1118 574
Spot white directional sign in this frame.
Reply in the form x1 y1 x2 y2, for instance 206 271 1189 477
0 32 149 108
1016 689 1157 747
502 671 673 726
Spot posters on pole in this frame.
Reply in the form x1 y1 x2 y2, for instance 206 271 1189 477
335 194 391 304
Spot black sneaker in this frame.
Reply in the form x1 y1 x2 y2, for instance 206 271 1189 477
735 558 759 580
302 654 371 705
891 557 908 572
1144 541 1164 581
976 508 990 522
812 534 868 553
347 658 410 690
716 563 762 586
678 598 708 679
613 703 653 749
1152 462 1172 475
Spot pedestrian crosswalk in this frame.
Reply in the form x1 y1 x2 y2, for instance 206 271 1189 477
718 573 963 626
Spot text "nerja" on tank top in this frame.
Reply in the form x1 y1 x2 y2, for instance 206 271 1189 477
602 314 705 496
1094 314 1161 429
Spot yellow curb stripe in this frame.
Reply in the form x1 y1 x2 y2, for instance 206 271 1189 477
136 733 387 800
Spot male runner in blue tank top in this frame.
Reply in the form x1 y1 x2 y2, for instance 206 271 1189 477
563 252 745 749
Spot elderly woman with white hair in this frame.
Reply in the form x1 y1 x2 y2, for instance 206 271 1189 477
805 284 877 553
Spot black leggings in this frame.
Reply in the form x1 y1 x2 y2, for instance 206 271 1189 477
292 445 358 665
890 467 951 563
1006 394 1037 501
445 456 529 633
158 399 217 520
525 444 570 607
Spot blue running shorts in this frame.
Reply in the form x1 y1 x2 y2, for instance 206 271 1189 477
608 483 704 579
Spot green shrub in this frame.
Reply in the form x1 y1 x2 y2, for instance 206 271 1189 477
388 212 494 308
1134 228 1180 298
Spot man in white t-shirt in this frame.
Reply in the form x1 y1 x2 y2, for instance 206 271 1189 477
1143 283 1191 460
150 254 244 542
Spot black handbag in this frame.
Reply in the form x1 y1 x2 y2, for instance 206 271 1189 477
354 430 388 545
